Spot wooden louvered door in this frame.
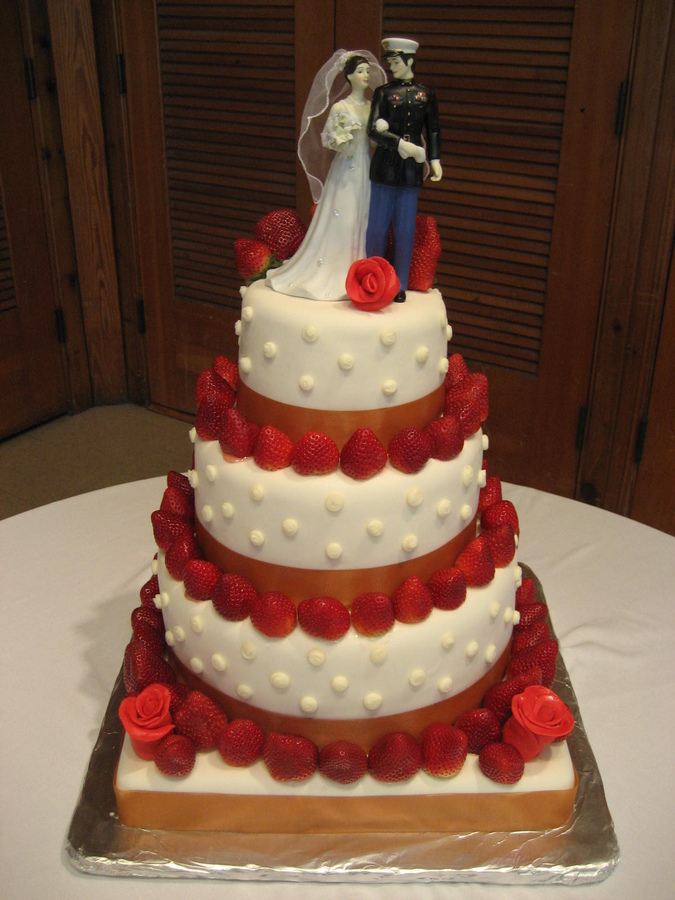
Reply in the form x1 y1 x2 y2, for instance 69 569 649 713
382 0 638 495
0 1 68 438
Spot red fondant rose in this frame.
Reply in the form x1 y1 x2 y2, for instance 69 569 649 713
346 257 399 311
119 683 174 760
502 685 574 762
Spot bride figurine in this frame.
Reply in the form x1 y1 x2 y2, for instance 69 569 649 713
266 50 386 300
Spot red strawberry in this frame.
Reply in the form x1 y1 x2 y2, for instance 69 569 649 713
216 718 265 767
164 533 204 580
131 604 164 633
455 536 495 587
426 567 467 610
392 576 434 624
212 573 258 621
516 602 548 629
173 690 228 751
482 522 516 567
516 577 536 607
291 431 340 475
297 596 350 641
478 742 524 784
482 668 544 725
195 393 233 441
512 621 551 655
339 428 388 480
263 732 318 782
218 408 259 458
254 209 307 260
211 355 239 391
167 682 191 716
182 559 220 601
350 592 395 637
481 499 520 537
507 637 559 687
445 373 489 438
250 591 297 637
368 732 422 783
455 707 502 754
445 353 469 389
130 619 165 655
151 510 193 553
420 723 468 777
139 574 160 607
154 733 196 777
407 215 441 291
319 740 368 784
253 425 294 471
388 426 432 474
123 640 176 694
194 367 236 407
160 485 193 520
424 415 464 461
234 237 275 282
478 475 502 514
167 470 193 501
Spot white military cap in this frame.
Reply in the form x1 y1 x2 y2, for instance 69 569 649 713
381 37 419 58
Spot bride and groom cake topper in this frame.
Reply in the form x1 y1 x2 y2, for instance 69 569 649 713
266 38 442 303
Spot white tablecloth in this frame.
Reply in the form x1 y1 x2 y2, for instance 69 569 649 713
1 478 673 899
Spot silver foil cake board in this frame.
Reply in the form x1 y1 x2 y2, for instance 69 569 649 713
65 565 619 885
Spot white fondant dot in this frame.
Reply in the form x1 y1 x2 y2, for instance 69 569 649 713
300 696 318 714
302 323 319 342
249 483 265 501
281 518 298 536
270 671 290 690
189 427 197 444
466 640 479 659
325 542 343 560
439 357 449 374
370 644 387 665
382 379 398 396
151 557 158 575
153 593 162 609
489 601 501 620
188 469 198 488
331 675 349 693
338 353 354 371
485 644 498 663
409 668 426 687
239 356 252 374
263 341 277 359
221 501 235 519
406 487 423 507
190 614 204 634
513 610 521 626
234 319 242 336
239 286 247 298
173 625 185 642
249 529 265 547
415 345 430 363
307 648 325 667
363 692 383 711
158 591 170 609
460 503 473 521
441 631 455 649
436 498 452 517
205 464 217 483
438 676 453 693
504 607 514 624
401 534 418 552
478 469 487 488
446 324 453 340
201 504 214 522
165 630 175 647
482 433 490 451
515 533 519 548
514 565 523 586
241 641 257 660
379 328 396 346
237 684 253 700
366 519 384 537
189 657 204 674
462 465 474 487
325 492 344 513
211 653 227 672
299 374 315 392
241 305 254 322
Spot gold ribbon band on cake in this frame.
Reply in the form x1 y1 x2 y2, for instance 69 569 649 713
236 381 446 447
195 516 477 606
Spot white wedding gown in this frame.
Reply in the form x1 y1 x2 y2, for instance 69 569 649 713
266 99 371 301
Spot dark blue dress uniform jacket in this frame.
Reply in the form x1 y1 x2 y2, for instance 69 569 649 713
367 80 441 188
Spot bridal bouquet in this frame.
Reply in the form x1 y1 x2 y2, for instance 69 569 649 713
321 110 361 154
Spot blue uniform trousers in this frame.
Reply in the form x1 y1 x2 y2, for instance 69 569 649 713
366 183 420 292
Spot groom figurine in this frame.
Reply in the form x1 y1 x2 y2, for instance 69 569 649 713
365 38 442 302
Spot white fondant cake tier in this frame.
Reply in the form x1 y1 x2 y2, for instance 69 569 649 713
191 430 485 571
157 554 519 722
236 282 451 411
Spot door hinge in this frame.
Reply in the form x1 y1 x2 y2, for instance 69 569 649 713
116 53 127 95
575 405 588 451
137 297 146 334
634 418 648 464
615 80 629 136
24 58 37 100
55 307 66 343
